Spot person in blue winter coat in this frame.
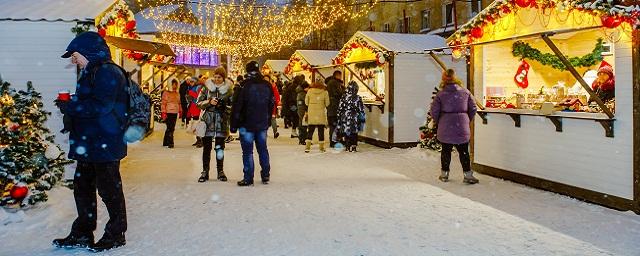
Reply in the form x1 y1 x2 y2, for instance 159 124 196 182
53 32 128 252
231 61 275 186
335 81 366 152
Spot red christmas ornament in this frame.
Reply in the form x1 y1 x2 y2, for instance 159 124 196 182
470 27 484 39
601 15 623 28
125 20 136 31
350 42 359 49
515 0 531 8
133 53 144 60
10 185 28 200
98 28 107 37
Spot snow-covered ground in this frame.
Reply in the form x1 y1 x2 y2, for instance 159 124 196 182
1 122 640 255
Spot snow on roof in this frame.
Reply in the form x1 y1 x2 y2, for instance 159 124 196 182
0 0 115 22
294 50 338 66
354 31 447 53
264 60 289 73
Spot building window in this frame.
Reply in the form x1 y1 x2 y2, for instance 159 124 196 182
383 23 391 32
421 10 431 32
443 2 454 25
470 0 482 17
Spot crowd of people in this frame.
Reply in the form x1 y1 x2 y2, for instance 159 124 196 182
52 31 479 253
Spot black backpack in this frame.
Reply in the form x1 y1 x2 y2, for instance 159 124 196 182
90 62 151 141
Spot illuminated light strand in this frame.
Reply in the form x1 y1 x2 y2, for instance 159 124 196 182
135 0 378 57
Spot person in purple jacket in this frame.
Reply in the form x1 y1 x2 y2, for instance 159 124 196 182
430 69 479 184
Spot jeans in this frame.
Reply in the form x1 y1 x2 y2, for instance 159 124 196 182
239 128 270 182
441 143 471 173
180 103 188 123
307 125 325 141
71 161 126 237
202 136 225 172
163 113 177 147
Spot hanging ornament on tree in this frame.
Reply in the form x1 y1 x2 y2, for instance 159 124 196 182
10 184 29 201
514 60 530 89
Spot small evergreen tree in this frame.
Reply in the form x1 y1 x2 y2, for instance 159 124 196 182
0 79 73 208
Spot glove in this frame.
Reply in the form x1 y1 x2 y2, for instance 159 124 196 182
161 112 167 121
54 99 69 113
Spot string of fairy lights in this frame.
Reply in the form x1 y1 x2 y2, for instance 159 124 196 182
137 0 378 58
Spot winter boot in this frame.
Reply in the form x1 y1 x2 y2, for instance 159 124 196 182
291 129 298 138
52 232 94 249
88 233 126 252
349 145 357 152
195 137 203 148
198 169 209 183
237 180 254 186
216 160 227 182
274 132 280 139
319 141 326 152
438 170 449 182
463 171 479 184
305 140 312 153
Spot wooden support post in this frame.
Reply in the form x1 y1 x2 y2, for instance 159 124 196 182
150 68 183 95
541 34 615 119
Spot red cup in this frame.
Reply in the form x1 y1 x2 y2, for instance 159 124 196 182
57 90 70 101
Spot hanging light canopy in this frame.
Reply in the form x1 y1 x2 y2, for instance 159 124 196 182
136 0 378 58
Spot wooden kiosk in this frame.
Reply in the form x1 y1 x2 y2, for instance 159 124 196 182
263 60 291 81
333 31 466 148
447 0 640 212
284 50 340 83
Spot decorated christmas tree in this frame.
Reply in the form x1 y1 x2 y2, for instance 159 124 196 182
419 85 442 152
0 79 73 208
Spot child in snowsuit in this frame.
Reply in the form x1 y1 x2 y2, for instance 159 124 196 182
336 81 365 152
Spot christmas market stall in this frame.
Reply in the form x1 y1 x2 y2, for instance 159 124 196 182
448 0 640 212
284 50 340 83
263 60 291 81
332 31 466 148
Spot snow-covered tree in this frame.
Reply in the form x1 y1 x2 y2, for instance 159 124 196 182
0 79 73 208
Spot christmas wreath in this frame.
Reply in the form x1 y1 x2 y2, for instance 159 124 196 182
511 38 604 71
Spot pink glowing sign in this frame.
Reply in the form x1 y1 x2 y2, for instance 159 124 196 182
171 46 220 66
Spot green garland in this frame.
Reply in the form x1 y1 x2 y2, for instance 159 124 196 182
512 38 604 71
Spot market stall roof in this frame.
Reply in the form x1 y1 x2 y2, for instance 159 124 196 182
294 50 339 67
105 36 176 56
353 31 447 54
0 0 115 22
264 60 289 73
446 0 640 46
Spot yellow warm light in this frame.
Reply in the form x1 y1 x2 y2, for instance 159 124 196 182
137 0 378 58
345 47 376 63
472 8 602 44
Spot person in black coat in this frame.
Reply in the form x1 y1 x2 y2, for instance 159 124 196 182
325 70 344 147
179 77 195 125
231 61 275 186
53 32 128 252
